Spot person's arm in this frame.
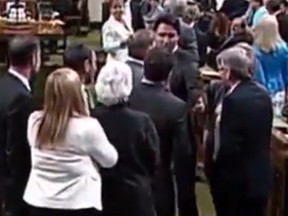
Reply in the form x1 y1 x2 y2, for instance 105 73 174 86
172 104 192 172
253 56 267 87
142 116 160 177
102 25 126 53
84 118 118 168
6 94 36 178
281 48 288 101
183 58 202 107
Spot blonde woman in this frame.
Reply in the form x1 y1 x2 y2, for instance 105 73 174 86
254 15 288 116
91 60 159 216
24 68 118 216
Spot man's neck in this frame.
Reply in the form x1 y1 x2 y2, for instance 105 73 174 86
129 55 144 62
10 66 30 79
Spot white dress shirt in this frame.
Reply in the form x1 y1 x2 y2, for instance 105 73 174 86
9 68 30 92
24 111 118 210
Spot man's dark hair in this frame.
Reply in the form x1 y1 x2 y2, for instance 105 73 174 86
153 13 181 35
266 0 281 13
63 44 91 72
9 36 39 67
127 29 154 57
144 47 174 82
253 0 264 6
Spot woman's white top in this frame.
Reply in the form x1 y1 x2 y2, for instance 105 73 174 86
102 15 133 63
24 111 118 210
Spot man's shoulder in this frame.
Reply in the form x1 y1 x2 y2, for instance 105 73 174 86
228 81 271 104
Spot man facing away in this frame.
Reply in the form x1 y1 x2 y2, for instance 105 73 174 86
0 36 41 216
63 44 97 112
126 29 155 88
212 47 273 216
130 47 192 216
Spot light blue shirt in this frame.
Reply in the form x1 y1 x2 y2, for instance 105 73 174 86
252 6 268 27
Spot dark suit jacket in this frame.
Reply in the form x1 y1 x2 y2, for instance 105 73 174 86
179 22 200 62
0 73 34 179
126 58 144 87
220 0 249 20
91 105 159 216
215 80 273 199
130 0 145 31
0 72 36 215
170 48 201 107
130 82 192 216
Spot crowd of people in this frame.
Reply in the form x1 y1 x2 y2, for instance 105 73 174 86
0 0 288 216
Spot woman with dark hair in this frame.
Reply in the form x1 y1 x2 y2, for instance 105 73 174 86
206 12 229 69
102 0 133 62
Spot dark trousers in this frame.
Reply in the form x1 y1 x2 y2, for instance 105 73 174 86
152 171 175 216
29 206 101 216
4 177 29 216
210 179 267 216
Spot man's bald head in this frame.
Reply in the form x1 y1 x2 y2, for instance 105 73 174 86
128 29 155 59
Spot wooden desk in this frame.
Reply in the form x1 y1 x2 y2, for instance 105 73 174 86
270 124 288 216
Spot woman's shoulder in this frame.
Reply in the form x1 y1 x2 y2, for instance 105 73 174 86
28 111 42 124
276 41 288 53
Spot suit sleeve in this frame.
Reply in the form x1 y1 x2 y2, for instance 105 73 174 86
172 104 192 171
6 94 36 179
180 26 199 61
216 96 242 164
183 58 202 107
143 116 160 177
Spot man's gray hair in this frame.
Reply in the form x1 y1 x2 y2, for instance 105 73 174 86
164 0 187 17
217 46 252 79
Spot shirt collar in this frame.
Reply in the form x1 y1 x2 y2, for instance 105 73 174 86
226 80 241 95
9 68 31 91
141 77 165 86
127 56 144 66
172 45 179 53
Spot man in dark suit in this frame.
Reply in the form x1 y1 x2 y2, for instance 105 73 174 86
0 36 40 216
126 29 154 87
153 14 202 216
213 47 273 216
125 0 145 31
130 47 192 216
164 0 199 61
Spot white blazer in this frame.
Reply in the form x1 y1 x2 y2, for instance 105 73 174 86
24 111 118 210
102 15 133 63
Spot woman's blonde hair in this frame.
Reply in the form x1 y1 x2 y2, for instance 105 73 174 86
254 15 282 52
37 68 88 148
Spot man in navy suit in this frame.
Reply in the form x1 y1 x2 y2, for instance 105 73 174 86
213 47 273 216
